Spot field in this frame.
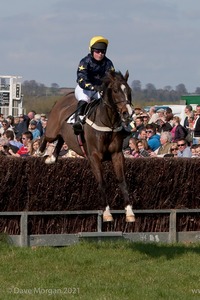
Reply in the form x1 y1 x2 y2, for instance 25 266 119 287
0 236 200 300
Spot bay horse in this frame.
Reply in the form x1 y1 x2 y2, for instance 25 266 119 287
39 70 135 222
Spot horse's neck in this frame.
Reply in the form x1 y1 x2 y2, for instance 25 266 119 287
94 98 121 128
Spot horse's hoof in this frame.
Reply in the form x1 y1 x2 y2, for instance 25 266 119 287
125 205 135 223
103 205 113 222
126 215 135 222
103 214 114 222
45 155 56 164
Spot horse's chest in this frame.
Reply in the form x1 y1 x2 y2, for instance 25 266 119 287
100 134 122 153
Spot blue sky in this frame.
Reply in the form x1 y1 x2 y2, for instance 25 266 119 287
1 0 200 92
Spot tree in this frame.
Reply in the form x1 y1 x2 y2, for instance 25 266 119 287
22 80 47 97
164 85 172 92
175 84 188 96
50 83 60 95
131 80 142 92
195 87 200 94
143 83 157 99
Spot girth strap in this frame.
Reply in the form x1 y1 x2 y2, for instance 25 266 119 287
77 135 87 158
85 117 122 132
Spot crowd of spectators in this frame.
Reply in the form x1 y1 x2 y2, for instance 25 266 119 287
0 110 81 158
123 104 200 158
0 104 200 159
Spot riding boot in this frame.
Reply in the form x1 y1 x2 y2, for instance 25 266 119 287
73 100 87 135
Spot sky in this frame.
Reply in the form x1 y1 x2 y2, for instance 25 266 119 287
1 0 200 92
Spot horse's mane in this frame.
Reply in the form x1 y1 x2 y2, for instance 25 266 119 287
102 70 125 85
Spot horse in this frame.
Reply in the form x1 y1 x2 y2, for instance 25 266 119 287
39 70 135 222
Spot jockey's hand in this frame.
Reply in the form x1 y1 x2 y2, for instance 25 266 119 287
99 90 104 97
93 85 104 97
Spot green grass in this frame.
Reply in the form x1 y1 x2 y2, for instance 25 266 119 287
0 236 200 300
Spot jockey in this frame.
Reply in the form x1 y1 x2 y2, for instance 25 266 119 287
73 35 115 135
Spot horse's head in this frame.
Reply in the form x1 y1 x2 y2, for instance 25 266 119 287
102 70 133 125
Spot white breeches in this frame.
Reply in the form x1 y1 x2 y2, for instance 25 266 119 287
75 85 101 103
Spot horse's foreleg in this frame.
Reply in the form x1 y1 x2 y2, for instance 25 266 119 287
39 136 57 157
89 153 113 222
111 152 135 222
45 135 64 164
111 152 129 203
38 136 48 154
53 135 64 157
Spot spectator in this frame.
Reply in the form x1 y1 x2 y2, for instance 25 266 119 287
9 131 33 157
169 143 178 157
3 130 23 152
67 149 83 158
187 114 195 142
196 144 200 157
41 118 48 136
148 106 158 124
0 119 14 136
140 113 149 126
165 107 174 126
0 113 4 125
34 114 43 136
59 143 83 158
29 138 41 156
6 115 15 132
15 114 29 139
0 138 11 156
191 144 199 158
132 107 142 121
156 108 165 120
40 114 47 122
193 105 200 144
29 120 41 140
171 116 187 143
27 111 36 121
156 117 172 133
146 124 161 151
132 116 145 139
138 128 147 140
136 139 150 157
124 137 140 158
183 105 193 128
152 131 172 157
59 142 69 157
177 139 192 158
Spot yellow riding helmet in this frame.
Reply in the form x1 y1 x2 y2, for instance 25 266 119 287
89 36 109 51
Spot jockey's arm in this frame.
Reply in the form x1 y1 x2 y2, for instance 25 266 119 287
77 60 95 91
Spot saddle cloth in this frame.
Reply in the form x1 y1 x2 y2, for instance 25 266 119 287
67 114 75 123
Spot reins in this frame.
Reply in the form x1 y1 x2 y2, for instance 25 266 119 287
85 87 124 131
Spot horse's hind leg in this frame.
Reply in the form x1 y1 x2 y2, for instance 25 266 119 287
111 152 135 222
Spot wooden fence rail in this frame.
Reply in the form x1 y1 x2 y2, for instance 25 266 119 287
1 209 200 247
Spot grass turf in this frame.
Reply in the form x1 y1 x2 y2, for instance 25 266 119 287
0 237 200 299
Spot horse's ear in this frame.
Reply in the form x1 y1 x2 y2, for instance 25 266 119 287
124 70 129 82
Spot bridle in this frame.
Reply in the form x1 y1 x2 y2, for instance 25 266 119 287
85 71 132 131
